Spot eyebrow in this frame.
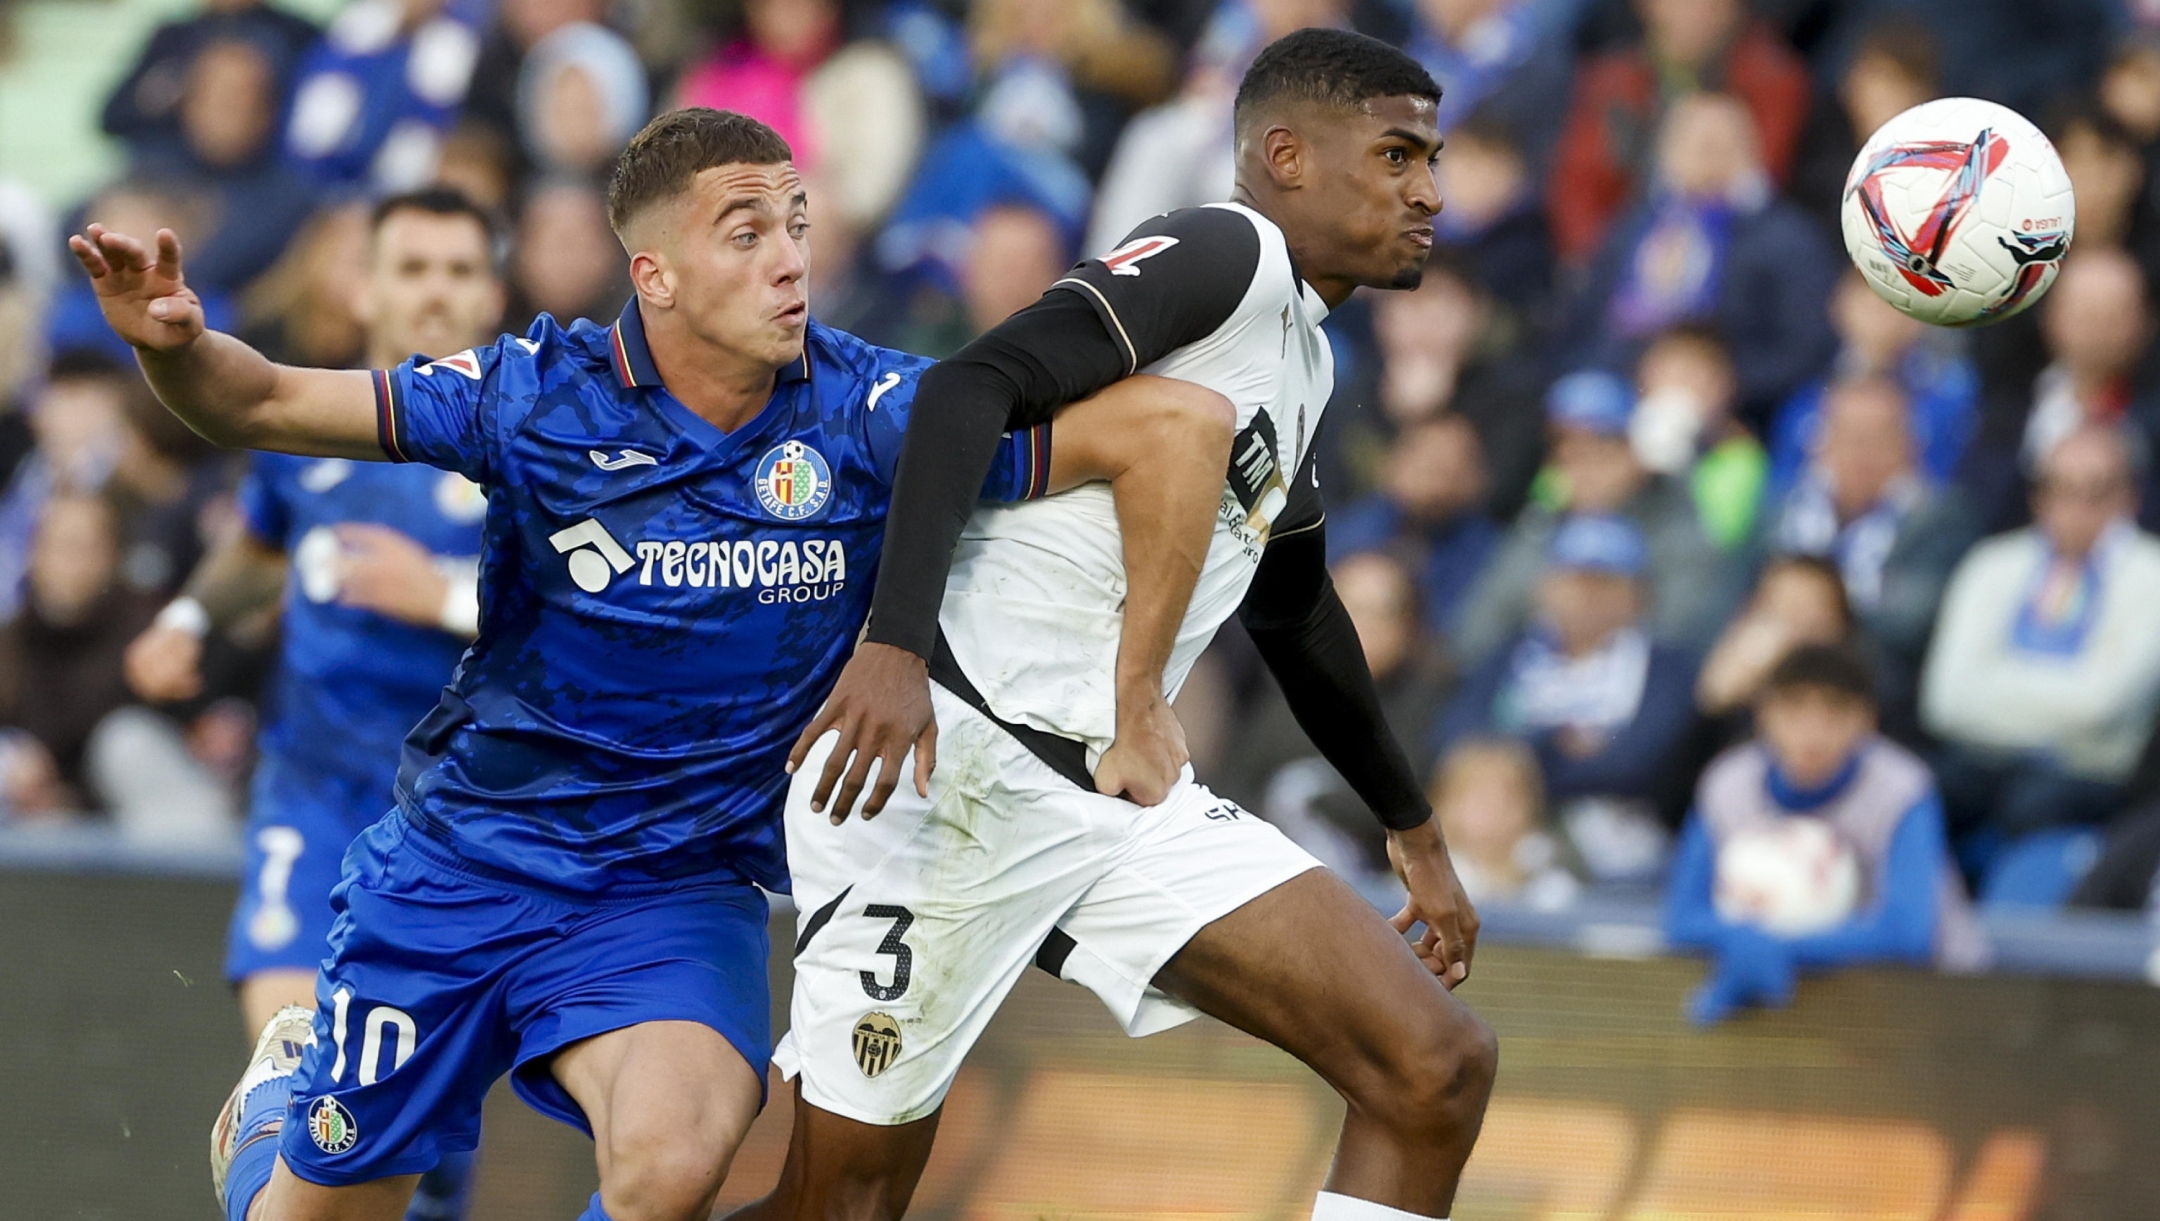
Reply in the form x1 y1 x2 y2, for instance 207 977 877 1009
715 190 810 225
1380 127 1443 155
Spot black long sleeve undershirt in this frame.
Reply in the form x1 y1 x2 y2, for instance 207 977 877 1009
865 291 1128 659
1240 521 1434 832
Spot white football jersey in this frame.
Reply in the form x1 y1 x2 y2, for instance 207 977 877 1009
937 202 1334 755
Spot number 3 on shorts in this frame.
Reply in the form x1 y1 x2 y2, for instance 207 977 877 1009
860 905 913 1002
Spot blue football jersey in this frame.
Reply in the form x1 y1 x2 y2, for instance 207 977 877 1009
375 303 1052 893
238 452 485 787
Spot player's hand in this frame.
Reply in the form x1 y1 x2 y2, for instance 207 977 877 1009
1387 818 1480 988
67 225 206 352
125 623 206 703
1095 687 1186 806
789 641 937 824
332 524 451 629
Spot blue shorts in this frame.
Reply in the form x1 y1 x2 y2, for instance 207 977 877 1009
225 755 385 983
279 811 773 1187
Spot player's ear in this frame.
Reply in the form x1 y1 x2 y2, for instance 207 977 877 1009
1261 124 1306 189
628 249 674 309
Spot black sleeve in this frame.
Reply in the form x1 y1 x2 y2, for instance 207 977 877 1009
864 207 1262 659
1239 473 1433 832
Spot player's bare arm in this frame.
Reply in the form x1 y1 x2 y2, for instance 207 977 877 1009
68 224 382 460
790 373 1233 820
1043 377 1234 806
125 528 287 703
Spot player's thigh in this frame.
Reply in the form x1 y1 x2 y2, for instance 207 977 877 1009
241 968 322 1034
551 1020 764 1186
1153 867 1496 1118
779 690 1112 1126
256 1160 418 1221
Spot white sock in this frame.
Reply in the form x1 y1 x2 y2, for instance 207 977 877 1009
1311 1190 1447 1221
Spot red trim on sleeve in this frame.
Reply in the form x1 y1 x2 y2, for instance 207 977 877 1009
374 369 409 463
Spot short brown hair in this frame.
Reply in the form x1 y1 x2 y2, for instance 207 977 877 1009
606 108 793 233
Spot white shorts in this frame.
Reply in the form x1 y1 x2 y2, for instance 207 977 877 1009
771 683 1322 1126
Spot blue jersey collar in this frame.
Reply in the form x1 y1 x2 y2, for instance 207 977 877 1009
608 299 813 391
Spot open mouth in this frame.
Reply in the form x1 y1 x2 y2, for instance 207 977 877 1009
777 301 808 325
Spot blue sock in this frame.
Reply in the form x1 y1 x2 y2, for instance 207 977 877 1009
223 1072 293 1221
575 1192 614 1221
405 1148 478 1221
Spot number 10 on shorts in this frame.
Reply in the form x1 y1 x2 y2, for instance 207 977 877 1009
324 987 419 1085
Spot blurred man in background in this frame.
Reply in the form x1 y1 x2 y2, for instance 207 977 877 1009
125 187 502 1221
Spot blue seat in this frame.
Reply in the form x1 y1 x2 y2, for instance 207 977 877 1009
1980 828 2105 909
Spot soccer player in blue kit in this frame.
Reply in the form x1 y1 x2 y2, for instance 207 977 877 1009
124 188 505 1221
70 108 1231 1221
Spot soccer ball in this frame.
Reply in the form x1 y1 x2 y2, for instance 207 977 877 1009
1713 819 1862 937
1840 97 2075 327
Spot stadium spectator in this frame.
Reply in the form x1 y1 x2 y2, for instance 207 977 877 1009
508 180 627 328
1562 91 1838 423
675 0 837 160
157 36 323 295
1330 415 1499 641
237 201 372 368
1629 324 1763 550
0 354 135 620
1438 514 1699 881
463 0 611 178
2054 103 2160 287
515 22 650 180
1328 256 1544 514
1967 250 2160 534
1403 0 1572 167
1925 427 2160 840
0 494 158 806
1691 554 1854 754
1764 377 1979 717
896 201 1069 356
1431 118 1555 326
1432 737 1580 910
48 183 241 366
1665 644 1981 1025
1232 550 1454 881
1085 0 1341 254
282 0 486 189
1769 271 1980 492
99 0 318 167
1455 370 1739 666
1789 19 1939 236
1547 0 1810 264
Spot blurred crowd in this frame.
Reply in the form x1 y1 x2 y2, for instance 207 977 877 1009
10 0 2160 982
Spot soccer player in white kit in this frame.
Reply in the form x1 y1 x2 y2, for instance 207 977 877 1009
749 30 1496 1221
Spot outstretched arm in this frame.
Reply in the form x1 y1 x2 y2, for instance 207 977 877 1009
1239 508 1479 987
68 225 380 459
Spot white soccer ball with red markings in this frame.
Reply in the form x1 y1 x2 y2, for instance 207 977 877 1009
1713 819 1862 937
1841 97 2075 327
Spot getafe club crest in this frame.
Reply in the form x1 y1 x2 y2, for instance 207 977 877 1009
755 440 833 521
308 1095 358 1154
852 1011 902 1078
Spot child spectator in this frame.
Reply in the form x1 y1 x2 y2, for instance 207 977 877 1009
1562 92 1838 424
1438 514 1699 880
1924 427 2160 835
1631 324 1764 550
1330 415 1500 640
1433 737 1580 911
1548 0 1810 264
1769 271 1979 492
1666 644 1982 1025
1456 370 1740 665
1764 376 1979 708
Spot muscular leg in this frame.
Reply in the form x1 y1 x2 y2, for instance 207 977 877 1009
241 969 321 1036
252 1166 419 1221
551 1020 765 1221
1153 869 1497 1217
726 1085 941 1221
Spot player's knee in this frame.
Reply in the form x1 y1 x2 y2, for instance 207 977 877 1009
598 1127 733 1221
1356 1002 1497 1141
